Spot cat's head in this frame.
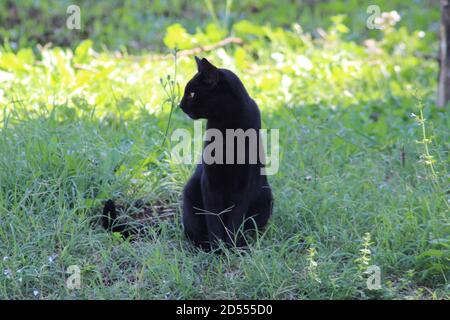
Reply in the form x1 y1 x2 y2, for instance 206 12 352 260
179 57 244 120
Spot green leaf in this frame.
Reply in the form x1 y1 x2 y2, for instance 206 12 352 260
163 23 194 50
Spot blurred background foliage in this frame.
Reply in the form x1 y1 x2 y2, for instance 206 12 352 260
0 0 441 121
0 0 440 52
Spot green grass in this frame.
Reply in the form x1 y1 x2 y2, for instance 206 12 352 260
0 3 449 299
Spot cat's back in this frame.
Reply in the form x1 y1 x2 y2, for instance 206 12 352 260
219 69 252 102
219 68 261 127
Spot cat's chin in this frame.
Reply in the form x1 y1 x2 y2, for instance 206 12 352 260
186 113 201 120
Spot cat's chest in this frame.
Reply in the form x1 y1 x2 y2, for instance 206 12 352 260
202 162 258 190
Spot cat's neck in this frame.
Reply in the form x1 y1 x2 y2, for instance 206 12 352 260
207 117 249 130
206 104 260 131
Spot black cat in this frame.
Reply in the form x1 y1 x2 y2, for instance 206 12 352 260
100 57 273 249
180 57 273 249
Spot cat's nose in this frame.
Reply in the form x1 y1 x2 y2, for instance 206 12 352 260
179 99 186 111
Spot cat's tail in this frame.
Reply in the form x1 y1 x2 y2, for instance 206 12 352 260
101 199 143 238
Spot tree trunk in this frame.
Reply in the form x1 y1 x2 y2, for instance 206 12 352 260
437 0 450 107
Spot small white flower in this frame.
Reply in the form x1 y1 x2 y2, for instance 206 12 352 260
3 256 9 262
390 11 401 23
33 289 39 297
3 268 12 278
48 254 58 263
296 55 313 71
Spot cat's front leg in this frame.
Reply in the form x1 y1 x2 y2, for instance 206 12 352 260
182 165 209 248
201 197 228 247
223 203 250 247
202 201 247 248
202 196 248 248
200 177 229 247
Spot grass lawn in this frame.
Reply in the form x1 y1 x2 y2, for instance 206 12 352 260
0 1 448 299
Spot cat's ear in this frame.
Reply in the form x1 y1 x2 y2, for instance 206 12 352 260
195 56 202 71
197 57 219 86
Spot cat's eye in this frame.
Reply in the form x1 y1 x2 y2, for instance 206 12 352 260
189 92 195 98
